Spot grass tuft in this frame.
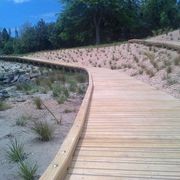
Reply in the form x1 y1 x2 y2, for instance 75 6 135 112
16 115 31 126
33 97 42 109
0 101 10 111
6 138 26 162
18 161 37 180
32 121 54 141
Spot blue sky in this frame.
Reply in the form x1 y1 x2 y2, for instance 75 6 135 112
0 0 62 31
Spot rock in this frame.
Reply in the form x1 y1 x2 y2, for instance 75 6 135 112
11 74 20 83
18 74 30 82
30 73 40 79
0 74 5 81
0 90 10 99
3 73 14 84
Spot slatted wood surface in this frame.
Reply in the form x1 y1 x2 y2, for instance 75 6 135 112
1 51 180 179
65 67 180 180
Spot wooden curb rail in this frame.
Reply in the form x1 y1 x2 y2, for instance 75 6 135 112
129 39 180 51
0 56 94 180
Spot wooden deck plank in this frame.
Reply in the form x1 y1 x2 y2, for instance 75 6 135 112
66 67 180 179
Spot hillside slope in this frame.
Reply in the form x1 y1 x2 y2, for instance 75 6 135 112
28 33 180 99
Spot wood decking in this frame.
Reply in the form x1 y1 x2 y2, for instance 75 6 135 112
1 49 180 179
65 67 180 179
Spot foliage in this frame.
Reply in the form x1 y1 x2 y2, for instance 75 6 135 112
16 115 31 126
0 101 10 111
32 121 54 141
6 138 26 162
18 161 37 180
33 97 43 109
0 0 179 54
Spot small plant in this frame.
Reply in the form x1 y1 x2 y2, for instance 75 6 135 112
68 80 77 92
6 138 26 162
167 77 178 85
32 121 54 141
174 55 180 65
78 85 85 94
16 82 33 93
52 84 64 97
57 94 67 104
64 108 74 113
0 101 10 111
16 115 31 126
18 161 37 180
166 66 172 74
33 97 42 109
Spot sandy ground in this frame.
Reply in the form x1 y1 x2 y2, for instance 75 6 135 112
29 42 180 99
0 93 83 179
0 61 86 179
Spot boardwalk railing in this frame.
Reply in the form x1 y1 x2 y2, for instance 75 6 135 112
0 56 94 180
129 39 180 51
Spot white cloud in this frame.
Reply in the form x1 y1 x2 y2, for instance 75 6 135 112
11 0 30 4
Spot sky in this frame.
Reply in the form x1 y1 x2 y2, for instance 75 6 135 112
0 0 62 32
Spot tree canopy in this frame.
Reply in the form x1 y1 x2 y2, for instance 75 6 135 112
0 0 179 55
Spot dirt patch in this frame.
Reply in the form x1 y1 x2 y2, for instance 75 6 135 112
0 60 87 179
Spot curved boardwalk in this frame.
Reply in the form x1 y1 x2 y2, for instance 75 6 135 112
65 67 180 180
1 40 180 179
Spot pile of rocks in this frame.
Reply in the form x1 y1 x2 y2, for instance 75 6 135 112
0 60 41 99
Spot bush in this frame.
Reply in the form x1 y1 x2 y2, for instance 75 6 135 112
68 80 77 92
75 73 87 83
18 161 37 180
174 55 180 65
32 121 54 141
33 97 42 109
57 94 67 104
0 101 10 111
52 84 64 97
6 138 26 162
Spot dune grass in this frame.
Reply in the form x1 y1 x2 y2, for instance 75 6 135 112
6 138 26 162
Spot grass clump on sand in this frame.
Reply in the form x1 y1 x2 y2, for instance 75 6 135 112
16 115 31 126
6 138 26 162
32 121 54 141
52 83 69 104
174 55 180 65
33 97 43 109
18 161 37 180
0 101 10 111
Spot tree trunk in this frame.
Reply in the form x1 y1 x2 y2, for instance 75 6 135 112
95 24 100 44
93 13 102 45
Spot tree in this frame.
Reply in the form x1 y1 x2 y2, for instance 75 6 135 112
141 0 180 31
15 28 19 38
1 28 9 43
36 19 51 50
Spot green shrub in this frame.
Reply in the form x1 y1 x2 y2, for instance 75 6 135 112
75 73 87 83
166 66 172 74
52 84 64 97
6 138 26 162
33 97 42 109
18 161 37 180
0 101 10 111
32 121 54 141
16 83 33 92
57 94 67 104
16 115 31 126
174 55 180 65
68 80 77 92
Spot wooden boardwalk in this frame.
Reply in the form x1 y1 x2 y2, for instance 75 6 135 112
65 67 180 180
1 45 180 179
